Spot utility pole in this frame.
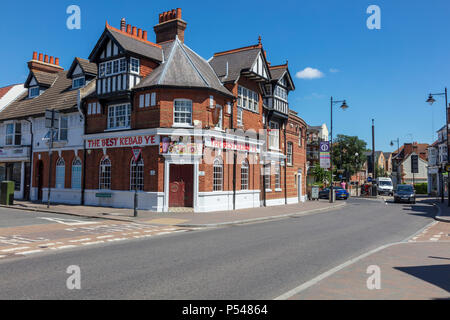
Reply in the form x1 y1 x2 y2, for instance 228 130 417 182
372 119 376 196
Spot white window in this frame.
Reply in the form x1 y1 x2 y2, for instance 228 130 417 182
145 93 150 107
139 95 145 108
99 157 111 190
88 103 92 115
108 104 131 129
264 164 271 190
29 86 40 98
215 105 223 130
130 58 140 74
6 123 21 146
275 165 281 190
210 96 214 108
238 85 259 112
58 117 68 141
97 103 101 114
287 142 293 166
71 158 82 190
237 107 243 126
130 158 144 191
72 77 85 89
99 58 127 78
55 158 65 189
120 58 127 72
213 158 223 191
174 100 193 126
241 160 249 190
151 92 156 106
113 60 119 74
269 122 280 150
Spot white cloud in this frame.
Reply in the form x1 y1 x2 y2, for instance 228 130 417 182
329 68 340 73
296 67 324 80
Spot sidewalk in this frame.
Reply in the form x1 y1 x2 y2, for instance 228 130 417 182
284 200 450 300
1 199 347 227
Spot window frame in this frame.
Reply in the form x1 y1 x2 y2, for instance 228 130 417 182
130 57 140 74
107 103 131 130
241 160 249 190
72 76 86 89
287 142 293 166
99 157 112 190
71 158 82 190
55 158 66 189
173 99 193 127
28 86 40 98
130 158 144 191
213 158 223 192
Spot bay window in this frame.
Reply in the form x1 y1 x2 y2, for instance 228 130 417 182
174 99 193 126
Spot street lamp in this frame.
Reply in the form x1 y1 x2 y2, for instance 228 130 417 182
426 88 449 207
330 97 349 203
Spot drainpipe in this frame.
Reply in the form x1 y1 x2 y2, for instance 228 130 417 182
231 101 236 211
77 90 87 206
25 118 33 201
284 121 287 205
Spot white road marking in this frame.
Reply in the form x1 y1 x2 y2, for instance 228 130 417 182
18 250 43 255
107 238 128 242
81 241 105 246
52 245 77 250
68 238 92 243
1 247 31 253
37 217 99 226
96 235 114 239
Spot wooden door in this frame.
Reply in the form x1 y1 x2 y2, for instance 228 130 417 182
36 161 43 201
169 165 194 208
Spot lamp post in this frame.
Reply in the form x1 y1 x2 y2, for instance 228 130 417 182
330 97 349 203
426 88 449 207
390 138 401 187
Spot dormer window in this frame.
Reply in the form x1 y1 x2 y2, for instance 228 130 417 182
72 76 85 89
28 86 40 98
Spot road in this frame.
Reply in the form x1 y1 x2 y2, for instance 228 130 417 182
0 198 437 299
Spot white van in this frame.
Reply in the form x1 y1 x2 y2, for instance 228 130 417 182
376 177 394 196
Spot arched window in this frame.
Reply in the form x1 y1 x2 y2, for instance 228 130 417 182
130 158 144 191
55 158 65 189
71 158 82 190
99 157 111 190
213 158 223 192
241 160 249 190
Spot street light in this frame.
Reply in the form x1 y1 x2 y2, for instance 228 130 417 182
426 88 449 207
330 97 349 203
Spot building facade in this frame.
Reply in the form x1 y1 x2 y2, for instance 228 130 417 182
0 8 308 213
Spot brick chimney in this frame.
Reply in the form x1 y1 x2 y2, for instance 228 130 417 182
28 51 64 74
154 8 187 43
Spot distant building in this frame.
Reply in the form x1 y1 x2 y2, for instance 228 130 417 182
306 124 329 185
427 126 447 195
392 142 429 185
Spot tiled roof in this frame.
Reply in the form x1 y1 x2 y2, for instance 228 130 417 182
0 85 15 99
136 38 233 97
0 71 78 121
32 71 58 86
76 58 97 75
209 47 261 83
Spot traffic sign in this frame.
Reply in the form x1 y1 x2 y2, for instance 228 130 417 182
411 155 419 174
132 147 142 162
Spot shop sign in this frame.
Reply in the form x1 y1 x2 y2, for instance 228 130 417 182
205 137 260 154
86 135 159 149
160 137 203 156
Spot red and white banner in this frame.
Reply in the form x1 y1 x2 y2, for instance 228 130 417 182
86 135 160 149
205 137 260 154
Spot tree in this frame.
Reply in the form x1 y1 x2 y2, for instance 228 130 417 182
331 135 368 180
311 163 332 185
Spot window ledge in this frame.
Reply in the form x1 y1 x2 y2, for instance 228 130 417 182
265 189 272 193
105 127 131 132
275 188 283 192
172 124 194 129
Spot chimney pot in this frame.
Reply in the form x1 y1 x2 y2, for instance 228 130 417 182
38 53 43 61
55 57 59 66
33 52 38 60
50 56 54 64
127 24 131 33
171 9 176 19
138 28 142 38
120 18 126 31
132 26 137 36
159 14 163 23
142 30 148 40
44 54 49 63
176 8 182 19
163 11 168 21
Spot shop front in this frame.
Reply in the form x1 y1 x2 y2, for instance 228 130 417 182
0 147 31 200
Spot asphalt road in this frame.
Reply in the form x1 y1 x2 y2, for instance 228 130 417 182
0 198 437 300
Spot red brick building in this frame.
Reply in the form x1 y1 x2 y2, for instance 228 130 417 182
1 8 308 212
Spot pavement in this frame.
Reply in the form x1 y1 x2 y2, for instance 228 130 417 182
0 198 347 228
282 198 450 300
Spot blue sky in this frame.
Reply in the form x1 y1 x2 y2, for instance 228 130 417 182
1 0 449 152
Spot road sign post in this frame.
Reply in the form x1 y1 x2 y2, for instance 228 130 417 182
132 147 142 217
45 110 59 208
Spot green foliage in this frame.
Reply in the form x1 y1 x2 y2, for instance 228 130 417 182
414 183 428 195
331 135 368 178
311 164 331 185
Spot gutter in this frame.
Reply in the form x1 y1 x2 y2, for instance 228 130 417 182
24 118 34 201
77 89 87 206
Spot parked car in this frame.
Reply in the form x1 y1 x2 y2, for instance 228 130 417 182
319 187 349 200
393 185 416 204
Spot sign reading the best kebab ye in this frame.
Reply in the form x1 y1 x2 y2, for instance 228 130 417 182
87 135 160 149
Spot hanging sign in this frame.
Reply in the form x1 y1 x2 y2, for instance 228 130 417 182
320 141 331 169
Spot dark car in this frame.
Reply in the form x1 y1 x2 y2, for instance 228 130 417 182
393 185 416 204
319 187 349 200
